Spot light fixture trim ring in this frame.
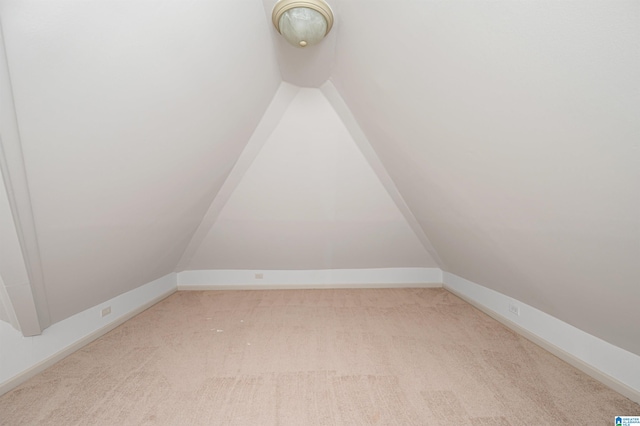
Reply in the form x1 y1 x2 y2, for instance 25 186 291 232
272 0 334 36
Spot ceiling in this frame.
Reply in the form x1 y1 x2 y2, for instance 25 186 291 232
0 0 638 355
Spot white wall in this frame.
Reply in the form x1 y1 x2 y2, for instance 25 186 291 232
0 0 281 324
0 153 36 333
186 88 437 270
0 170 19 328
0 275 16 329
331 0 640 356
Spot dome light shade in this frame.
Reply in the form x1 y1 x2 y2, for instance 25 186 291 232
272 0 334 48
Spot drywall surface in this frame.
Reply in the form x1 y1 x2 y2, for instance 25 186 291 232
0 275 15 328
187 88 437 270
0 154 35 333
178 268 443 289
0 168 20 328
320 81 444 268
0 0 280 323
175 82 301 272
331 0 640 355
0 273 176 396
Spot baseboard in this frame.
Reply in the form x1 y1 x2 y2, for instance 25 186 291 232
179 282 442 290
443 273 640 405
0 274 177 397
178 267 442 290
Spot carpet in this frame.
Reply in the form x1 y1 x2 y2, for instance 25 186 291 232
1 288 637 425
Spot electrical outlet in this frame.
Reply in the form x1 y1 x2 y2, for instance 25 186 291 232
101 306 111 317
255 273 263 279
508 303 519 316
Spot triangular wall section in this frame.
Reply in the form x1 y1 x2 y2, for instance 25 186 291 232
184 88 437 270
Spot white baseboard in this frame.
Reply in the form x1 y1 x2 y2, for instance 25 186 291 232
0 273 177 397
443 272 640 405
179 282 443 290
177 267 443 290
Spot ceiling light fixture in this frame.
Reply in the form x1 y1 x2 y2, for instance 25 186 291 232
272 0 334 48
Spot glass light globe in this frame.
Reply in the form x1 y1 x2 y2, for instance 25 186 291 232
278 7 328 48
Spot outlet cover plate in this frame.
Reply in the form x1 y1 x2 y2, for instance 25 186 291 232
508 303 520 316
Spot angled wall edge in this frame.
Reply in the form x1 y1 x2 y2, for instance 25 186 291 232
320 81 445 269
0 21 49 333
175 82 300 272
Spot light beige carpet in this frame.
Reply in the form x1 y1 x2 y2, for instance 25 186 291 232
0 288 638 425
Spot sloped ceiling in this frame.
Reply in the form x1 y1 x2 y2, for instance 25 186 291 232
0 0 281 323
0 0 638 356
330 0 640 354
